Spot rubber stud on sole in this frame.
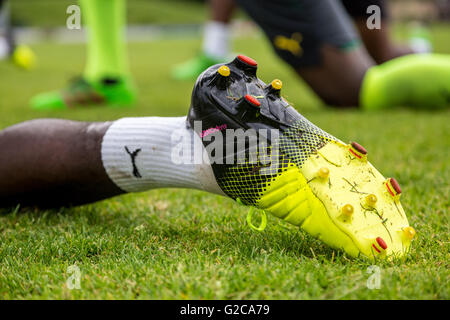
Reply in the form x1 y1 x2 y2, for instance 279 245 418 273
386 178 401 197
317 167 329 179
351 142 367 154
341 204 354 217
237 54 258 67
217 65 230 77
349 142 367 160
403 226 416 240
271 79 282 90
376 237 388 250
365 194 378 207
245 94 261 107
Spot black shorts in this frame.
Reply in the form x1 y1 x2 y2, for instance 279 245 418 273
341 0 388 19
236 0 386 68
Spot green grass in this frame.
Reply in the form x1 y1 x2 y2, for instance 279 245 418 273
0 31 449 299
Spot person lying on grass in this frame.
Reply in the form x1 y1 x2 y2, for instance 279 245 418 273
1 55 424 261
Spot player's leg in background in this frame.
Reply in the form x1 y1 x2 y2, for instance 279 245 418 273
297 46 372 107
205 0 235 58
339 0 448 110
236 0 450 109
237 0 374 107
341 0 413 64
172 0 236 80
30 0 136 110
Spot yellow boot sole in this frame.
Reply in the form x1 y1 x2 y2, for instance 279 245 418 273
257 140 415 260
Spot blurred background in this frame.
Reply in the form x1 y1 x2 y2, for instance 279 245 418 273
0 0 449 126
7 0 450 26
5 0 450 42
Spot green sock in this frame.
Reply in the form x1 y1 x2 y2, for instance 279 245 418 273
361 54 450 110
80 0 128 82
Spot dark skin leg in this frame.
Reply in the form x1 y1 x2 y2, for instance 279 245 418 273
340 0 413 64
297 9 414 107
297 45 375 107
303 19 413 107
353 19 413 64
0 119 124 208
210 0 236 23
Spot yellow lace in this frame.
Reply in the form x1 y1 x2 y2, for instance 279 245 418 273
236 198 267 232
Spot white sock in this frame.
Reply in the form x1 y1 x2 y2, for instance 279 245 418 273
202 21 231 59
101 116 224 195
0 2 11 60
0 36 9 60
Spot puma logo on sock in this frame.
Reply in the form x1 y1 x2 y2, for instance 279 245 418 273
125 146 142 178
